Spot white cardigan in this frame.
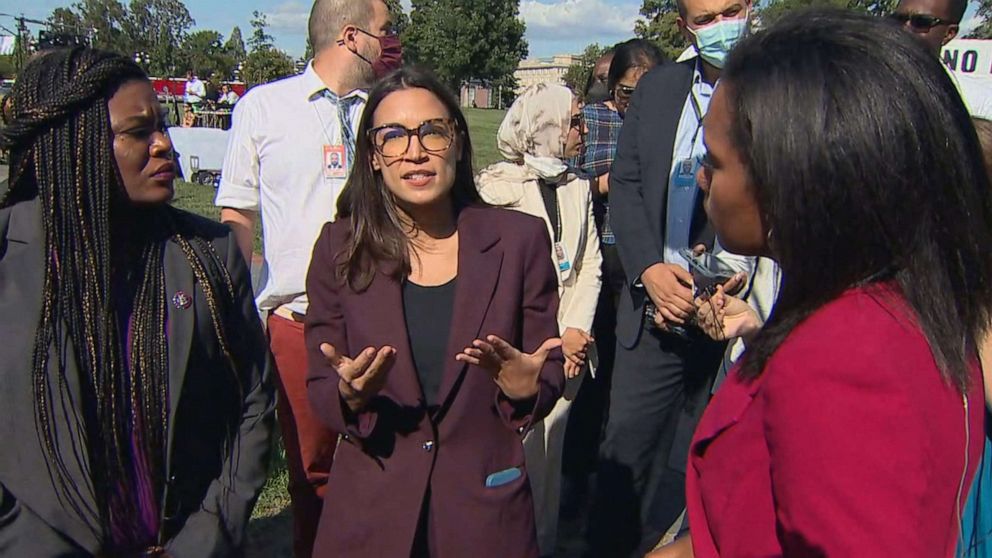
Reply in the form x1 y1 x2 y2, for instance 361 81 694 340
476 164 603 340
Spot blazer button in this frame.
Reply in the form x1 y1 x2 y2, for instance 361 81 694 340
422 440 434 452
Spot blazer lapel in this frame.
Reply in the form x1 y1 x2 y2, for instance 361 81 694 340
436 208 503 410
691 368 764 459
163 240 194 471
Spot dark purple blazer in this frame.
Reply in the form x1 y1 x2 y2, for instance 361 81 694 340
304 205 565 558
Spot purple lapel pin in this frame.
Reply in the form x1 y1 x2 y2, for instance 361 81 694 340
172 290 193 309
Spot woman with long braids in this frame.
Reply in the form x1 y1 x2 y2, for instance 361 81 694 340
0 48 274 556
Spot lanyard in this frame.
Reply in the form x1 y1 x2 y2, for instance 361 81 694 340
311 91 360 163
688 89 705 147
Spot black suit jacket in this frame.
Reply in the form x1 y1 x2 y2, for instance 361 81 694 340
609 61 715 348
0 198 275 557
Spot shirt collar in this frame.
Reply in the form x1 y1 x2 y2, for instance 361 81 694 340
302 61 369 104
692 59 715 96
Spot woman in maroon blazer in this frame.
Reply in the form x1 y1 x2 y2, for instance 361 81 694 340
304 67 565 557
650 10 992 558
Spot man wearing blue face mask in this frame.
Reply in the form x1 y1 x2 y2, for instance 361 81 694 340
587 0 753 555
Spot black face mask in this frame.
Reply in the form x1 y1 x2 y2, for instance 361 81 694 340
585 80 611 104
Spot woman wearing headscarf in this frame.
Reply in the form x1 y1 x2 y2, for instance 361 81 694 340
476 82 602 556
0 48 274 556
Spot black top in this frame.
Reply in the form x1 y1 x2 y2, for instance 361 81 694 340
403 277 457 408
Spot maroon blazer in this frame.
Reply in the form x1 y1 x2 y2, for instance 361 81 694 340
686 285 985 557
304 205 565 557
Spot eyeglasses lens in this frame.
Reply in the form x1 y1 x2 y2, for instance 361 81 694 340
375 120 455 157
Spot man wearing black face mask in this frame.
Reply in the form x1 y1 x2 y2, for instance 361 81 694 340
216 1 400 556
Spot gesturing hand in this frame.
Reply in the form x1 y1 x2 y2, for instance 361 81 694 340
694 283 762 342
641 262 695 325
456 335 562 401
320 343 396 413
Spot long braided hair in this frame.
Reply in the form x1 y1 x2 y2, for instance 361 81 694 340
0 47 244 543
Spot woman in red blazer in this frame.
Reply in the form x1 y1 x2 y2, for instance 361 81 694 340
304 67 565 557
651 10 992 558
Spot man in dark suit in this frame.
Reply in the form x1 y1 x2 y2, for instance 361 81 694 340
586 0 753 554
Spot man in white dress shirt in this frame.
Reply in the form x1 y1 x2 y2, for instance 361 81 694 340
184 70 205 105
215 1 398 556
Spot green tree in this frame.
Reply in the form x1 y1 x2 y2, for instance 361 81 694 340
404 0 528 91
69 0 131 53
635 0 688 60
124 0 194 76
181 30 235 79
969 0 992 38
757 0 895 25
224 26 247 65
48 7 85 34
563 43 609 95
248 10 275 52
385 0 410 35
241 47 296 87
0 55 15 78
241 9 295 86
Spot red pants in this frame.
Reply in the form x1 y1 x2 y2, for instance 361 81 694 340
268 314 335 558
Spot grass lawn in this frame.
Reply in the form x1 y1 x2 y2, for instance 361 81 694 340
170 107 508 544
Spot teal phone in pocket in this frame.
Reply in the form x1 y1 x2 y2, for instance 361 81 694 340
485 467 522 488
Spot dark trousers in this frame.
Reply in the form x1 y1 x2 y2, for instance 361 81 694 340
562 243 625 480
586 327 724 557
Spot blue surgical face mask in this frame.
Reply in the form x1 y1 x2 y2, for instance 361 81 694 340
687 11 749 68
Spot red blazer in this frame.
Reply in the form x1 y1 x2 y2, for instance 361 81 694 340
687 285 985 557
304 205 565 558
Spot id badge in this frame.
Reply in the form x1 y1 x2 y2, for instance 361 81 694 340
555 242 572 273
323 145 347 179
672 157 699 189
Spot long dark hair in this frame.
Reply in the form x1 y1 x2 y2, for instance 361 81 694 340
607 39 665 93
0 47 243 542
335 66 484 291
722 9 992 391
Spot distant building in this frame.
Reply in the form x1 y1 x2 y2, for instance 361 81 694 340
513 54 580 92
460 80 493 109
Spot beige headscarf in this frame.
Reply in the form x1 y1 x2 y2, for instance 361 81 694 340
495 83 575 181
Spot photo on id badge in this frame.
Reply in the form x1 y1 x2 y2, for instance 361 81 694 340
323 144 347 179
673 157 699 189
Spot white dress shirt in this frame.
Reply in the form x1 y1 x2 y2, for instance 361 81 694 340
664 64 712 270
216 62 366 314
185 77 206 104
662 63 751 281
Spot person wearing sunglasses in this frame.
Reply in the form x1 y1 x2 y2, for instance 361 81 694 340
588 0 754 555
476 83 602 556
888 0 965 56
609 40 667 118
888 0 992 119
304 67 565 557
